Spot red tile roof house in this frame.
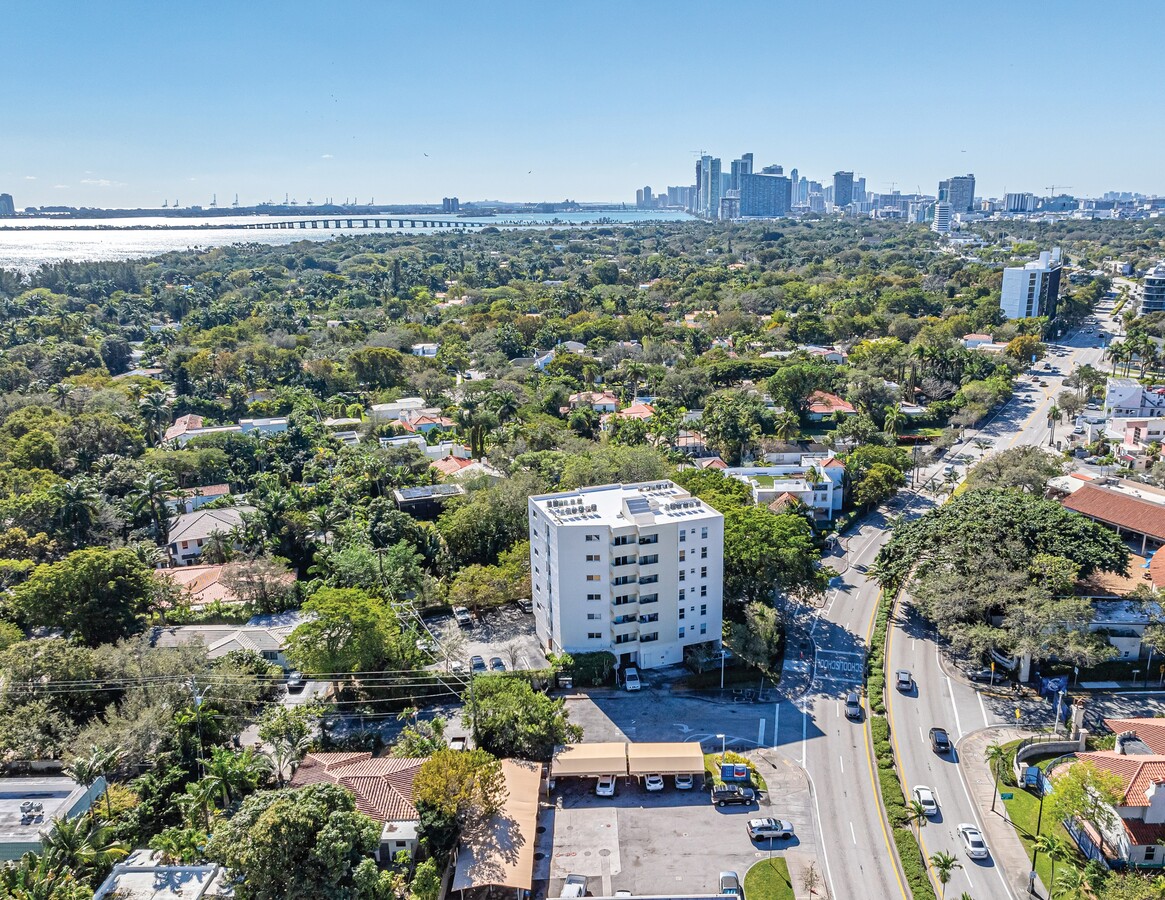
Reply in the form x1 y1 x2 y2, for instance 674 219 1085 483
805 391 856 422
1065 718 1165 867
290 752 427 862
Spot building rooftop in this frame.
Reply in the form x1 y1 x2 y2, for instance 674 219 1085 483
0 776 96 846
530 481 719 527
169 506 255 546
289 753 426 823
1060 483 1165 543
93 850 231 900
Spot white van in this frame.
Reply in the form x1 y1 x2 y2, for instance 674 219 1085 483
624 667 641 691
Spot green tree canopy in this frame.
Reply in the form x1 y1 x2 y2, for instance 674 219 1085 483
465 677 582 760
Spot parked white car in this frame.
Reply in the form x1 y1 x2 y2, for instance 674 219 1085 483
624 667 641 691
595 775 617 797
674 773 694 790
644 773 664 792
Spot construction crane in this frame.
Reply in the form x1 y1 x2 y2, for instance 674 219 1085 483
209 193 217 208
1045 185 1073 196
231 194 239 208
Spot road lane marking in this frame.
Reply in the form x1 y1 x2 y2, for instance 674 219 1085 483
951 736 1017 900
978 690 990 729
938 645 965 738
850 821 857 844
862 589 910 900
839 754 844 774
802 763 838 900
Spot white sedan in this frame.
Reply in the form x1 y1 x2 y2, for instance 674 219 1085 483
644 774 665 792
912 786 939 817
958 823 989 859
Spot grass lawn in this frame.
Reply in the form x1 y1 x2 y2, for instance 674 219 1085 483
1000 784 1084 892
744 858 795 900
703 752 768 793
676 664 774 690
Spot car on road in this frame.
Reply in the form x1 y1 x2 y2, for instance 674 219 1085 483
624 667 641 691
516 597 534 613
470 655 487 674
489 657 506 672
957 823 989 859
912 786 939 817
449 736 468 751
712 785 756 807
965 666 1007 685
718 872 742 898
595 775 617 797
644 773 665 792
844 692 862 720
453 606 473 628
929 727 952 754
286 671 305 692
1038 380 1048 386
674 773 694 790
561 875 589 898
747 818 794 840
895 670 914 692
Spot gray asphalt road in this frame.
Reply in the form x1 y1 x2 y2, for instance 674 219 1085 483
882 306 1119 899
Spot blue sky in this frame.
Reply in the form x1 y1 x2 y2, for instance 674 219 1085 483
3 0 1162 208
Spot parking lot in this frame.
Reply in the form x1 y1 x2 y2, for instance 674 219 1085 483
536 758 816 899
424 603 548 672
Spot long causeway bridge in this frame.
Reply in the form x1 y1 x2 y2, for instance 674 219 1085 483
241 217 487 231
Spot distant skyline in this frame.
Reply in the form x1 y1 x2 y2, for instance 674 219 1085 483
4 0 1163 209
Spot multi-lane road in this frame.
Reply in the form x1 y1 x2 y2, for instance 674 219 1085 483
791 300 1122 899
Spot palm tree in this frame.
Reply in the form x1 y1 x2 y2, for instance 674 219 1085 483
984 743 1008 812
1052 864 1085 899
129 472 176 546
50 382 71 409
148 825 207 865
883 403 907 438
905 799 929 839
0 850 90 899
930 851 961 899
139 392 173 445
50 477 101 547
489 390 521 425
64 746 122 820
201 529 235 564
1034 834 1071 895
772 411 801 442
40 814 128 881
200 746 270 808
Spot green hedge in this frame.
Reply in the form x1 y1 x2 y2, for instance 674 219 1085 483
865 589 893 715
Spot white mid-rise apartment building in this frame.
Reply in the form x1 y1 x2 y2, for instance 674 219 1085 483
1105 377 1165 418
528 481 724 670
999 249 1062 320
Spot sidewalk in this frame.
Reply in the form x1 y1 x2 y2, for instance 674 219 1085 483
749 750 826 900
958 727 1048 899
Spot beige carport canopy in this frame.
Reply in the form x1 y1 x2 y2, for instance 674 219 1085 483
626 742 706 776
550 742 628 778
451 759 542 894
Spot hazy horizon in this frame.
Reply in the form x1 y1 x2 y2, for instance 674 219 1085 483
4 0 1163 209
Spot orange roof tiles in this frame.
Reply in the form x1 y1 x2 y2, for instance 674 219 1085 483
290 752 426 823
1061 484 1165 543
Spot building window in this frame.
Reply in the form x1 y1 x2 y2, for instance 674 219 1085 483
679 571 686 582
679 607 685 620
639 554 658 566
586 534 598 542
614 535 634 546
701 566 707 579
640 632 659 643
586 554 600 562
587 613 601 620
638 534 658 545
700 623 707 635
615 633 636 645
586 574 600 582
679 588 686 601
639 613 659 624
639 593 659 604
587 593 602 601
678 626 686 638
679 550 686 562
700 584 707 597
701 527 708 539
701 546 707 559
534 547 540 556
679 531 686 543
1147 845 1158 862
701 604 707 616
640 574 658 585
588 632 602 640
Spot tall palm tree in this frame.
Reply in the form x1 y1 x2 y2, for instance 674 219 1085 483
984 743 1007 812
129 472 176 546
148 825 207 865
50 383 71 409
930 851 961 899
40 814 128 881
905 799 929 840
489 390 521 425
64 746 123 820
883 403 907 438
50 478 101 547
772 411 801 442
1034 834 1071 895
200 746 270 808
139 392 173 445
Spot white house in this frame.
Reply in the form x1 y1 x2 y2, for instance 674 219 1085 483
528 481 724 670
370 397 428 423
165 483 231 515
1105 378 1165 419
724 455 846 520
0 776 104 862
238 417 289 436
410 343 440 358
167 505 254 566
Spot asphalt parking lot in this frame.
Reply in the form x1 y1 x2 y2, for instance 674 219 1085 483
536 770 808 899
424 603 548 672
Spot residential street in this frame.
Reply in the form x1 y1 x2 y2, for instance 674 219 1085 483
798 299 1123 899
